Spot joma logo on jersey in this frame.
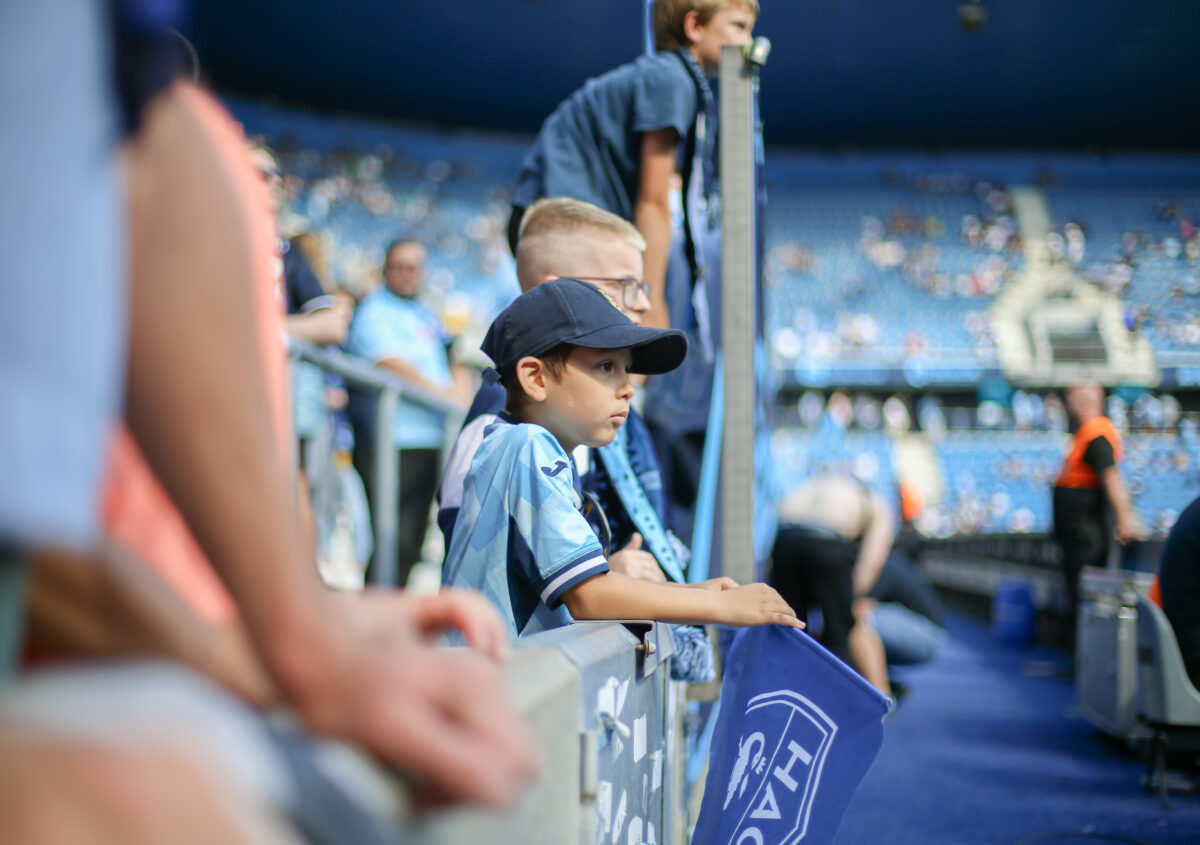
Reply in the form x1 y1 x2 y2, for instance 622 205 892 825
720 690 837 844
540 460 569 478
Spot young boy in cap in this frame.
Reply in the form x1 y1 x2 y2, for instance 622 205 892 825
442 278 800 638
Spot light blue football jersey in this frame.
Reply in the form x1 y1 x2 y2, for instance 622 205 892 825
442 415 608 638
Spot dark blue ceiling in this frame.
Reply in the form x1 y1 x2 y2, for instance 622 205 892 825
186 1 1200 150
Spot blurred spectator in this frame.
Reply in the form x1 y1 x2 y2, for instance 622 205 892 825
882 395 911 436
1012 390 1034 432
1162 393 1182 431
771 475 896 695
854 394 883 430
105 72 535 811
1052 383 1140 644
825 389 854 432
798 390 825 429
281 229 353 463
0 4 353 840
1043 392 1069 432
1106 393 1129 432
916 395 948 441
346 238 472 586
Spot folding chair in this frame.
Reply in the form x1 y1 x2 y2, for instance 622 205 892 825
1134 594 1200 807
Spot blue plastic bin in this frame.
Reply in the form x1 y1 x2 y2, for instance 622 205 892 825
992 578 1036 645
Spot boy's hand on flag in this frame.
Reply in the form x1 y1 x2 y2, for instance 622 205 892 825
716 583 804 628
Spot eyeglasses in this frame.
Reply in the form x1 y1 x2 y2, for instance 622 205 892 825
573 276 651 310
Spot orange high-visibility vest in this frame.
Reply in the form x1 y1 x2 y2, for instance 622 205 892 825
1056 416 1123 489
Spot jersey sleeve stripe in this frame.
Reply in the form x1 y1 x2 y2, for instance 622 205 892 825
539 551 608 605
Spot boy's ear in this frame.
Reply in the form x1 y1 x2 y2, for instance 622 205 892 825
515 356 549 402
681 9 704 45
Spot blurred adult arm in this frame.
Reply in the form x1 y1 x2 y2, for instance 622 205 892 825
1101 467 1139 543
123 82 535 808
376 355 471 410
852 494 895 599
284 297 352 345
1083 434 1139 543
634 127 679 330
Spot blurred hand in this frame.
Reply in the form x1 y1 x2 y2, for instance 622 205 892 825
607 534 666 583
1114 521 1142 545
373 588 512 662
329 295 353 329
286 594 537 809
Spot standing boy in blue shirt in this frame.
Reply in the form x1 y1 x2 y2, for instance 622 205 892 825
443 278 800 638
509 0 759 329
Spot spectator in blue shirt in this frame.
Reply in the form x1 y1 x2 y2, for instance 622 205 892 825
346 238 470 586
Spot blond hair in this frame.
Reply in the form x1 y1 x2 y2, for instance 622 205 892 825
515 197 646 291
652 0 759 51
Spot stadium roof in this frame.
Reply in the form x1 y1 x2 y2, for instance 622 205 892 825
187 0 1200 150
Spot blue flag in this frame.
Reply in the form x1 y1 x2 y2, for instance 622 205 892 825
692 626 890 845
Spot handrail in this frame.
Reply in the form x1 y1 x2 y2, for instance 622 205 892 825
287 336 463 416
287 337 464 585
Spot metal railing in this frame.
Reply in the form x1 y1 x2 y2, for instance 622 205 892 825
287 337 464 585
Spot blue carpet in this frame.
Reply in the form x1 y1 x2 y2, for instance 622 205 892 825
832 613 1200 845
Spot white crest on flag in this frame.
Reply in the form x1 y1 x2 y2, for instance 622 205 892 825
722 690 839 844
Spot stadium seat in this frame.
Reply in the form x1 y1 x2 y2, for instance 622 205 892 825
1134 594 1200 806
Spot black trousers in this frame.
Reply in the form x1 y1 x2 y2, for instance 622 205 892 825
769 527 856 663
1052 487 1110 644
353 446 441 587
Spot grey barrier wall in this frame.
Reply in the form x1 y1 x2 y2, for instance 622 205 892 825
407 621 688 845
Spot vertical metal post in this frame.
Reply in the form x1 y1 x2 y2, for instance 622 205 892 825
719 44 757 587
643 0 655 55
371 387 400 586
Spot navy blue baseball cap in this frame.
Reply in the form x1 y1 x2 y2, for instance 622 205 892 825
481 278 687 382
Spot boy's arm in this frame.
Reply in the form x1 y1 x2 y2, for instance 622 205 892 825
562 571 801 628
634 127 680 330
